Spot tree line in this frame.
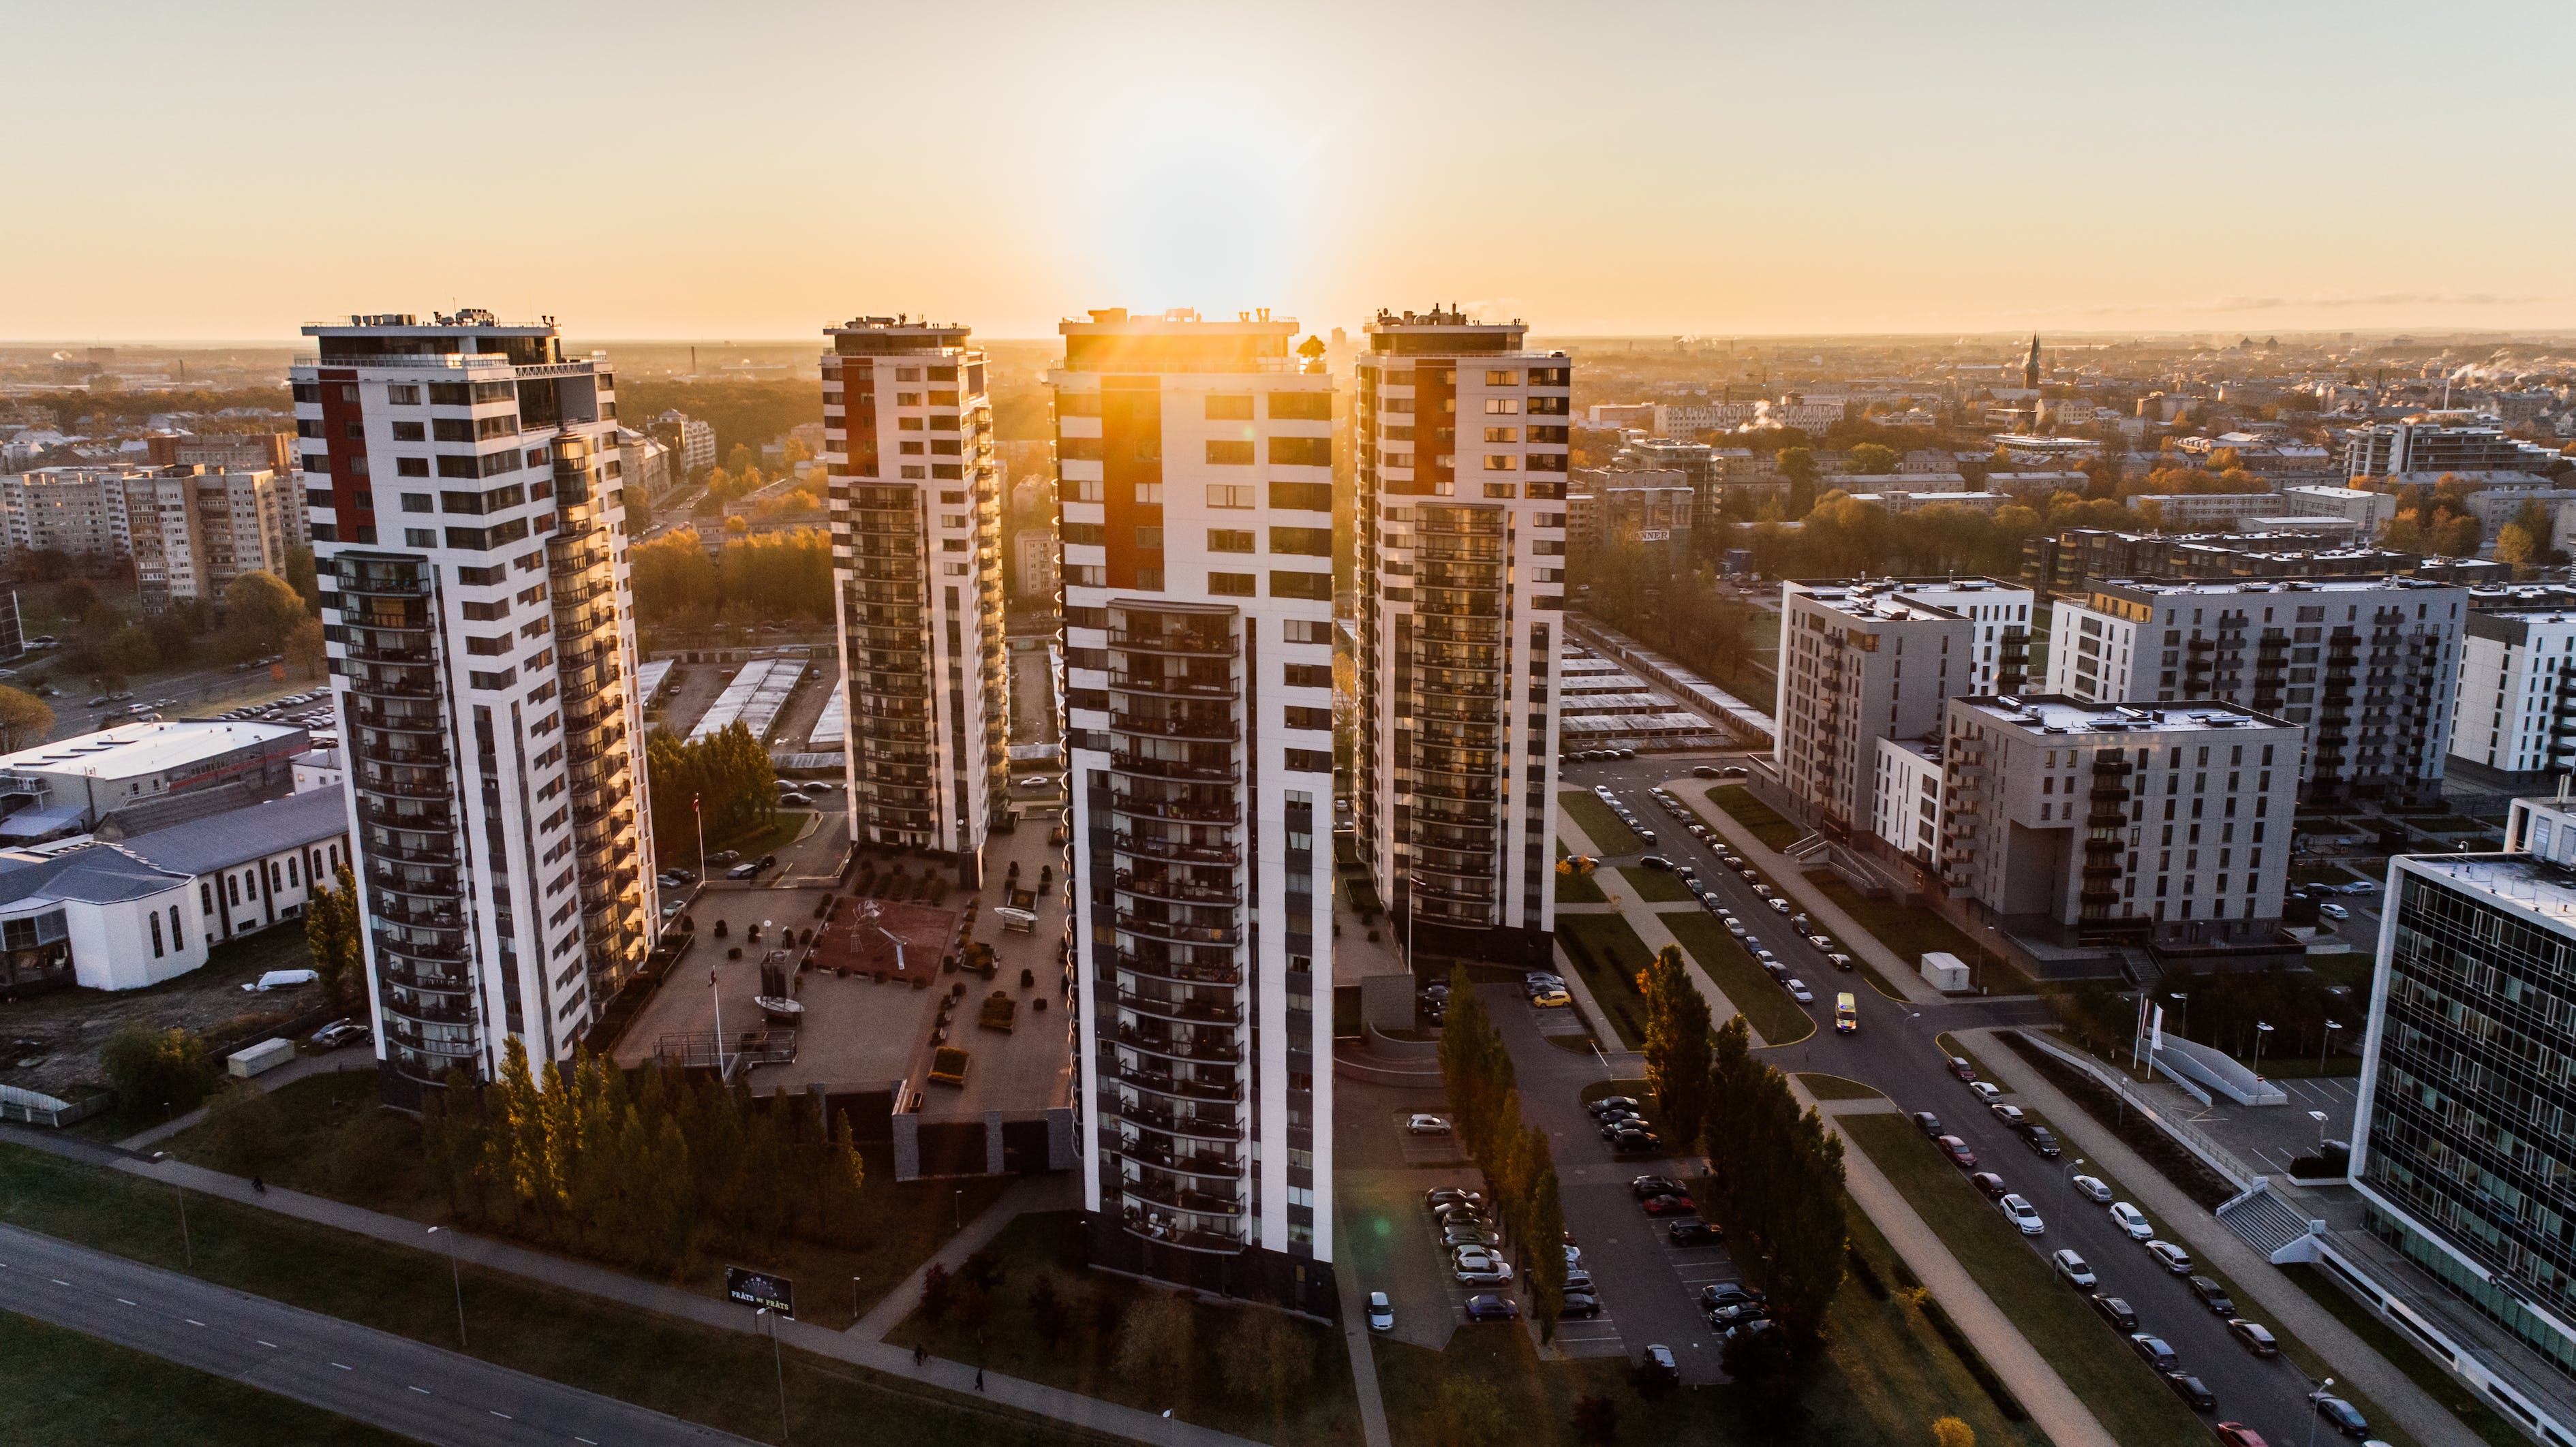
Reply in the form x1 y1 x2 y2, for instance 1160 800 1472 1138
644 721 778 861
1436 967 1570 1334
629 527 833 627
421 1040 866 1273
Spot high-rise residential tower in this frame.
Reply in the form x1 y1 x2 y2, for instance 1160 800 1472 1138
1351 308 1571 965
1054 308 1336 1313
821 318 1007 882
293 311 654 1107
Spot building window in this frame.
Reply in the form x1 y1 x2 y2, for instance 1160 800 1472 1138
170 905 183 951
151 912 164 957
1210 572 1255 597
1206 439 1255 465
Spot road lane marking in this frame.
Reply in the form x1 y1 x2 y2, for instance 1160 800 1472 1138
577 1437 599 1444
332 1362 352 1371
257 1341 277 1349
186 1319 206 1326
490 1411 513 1420
117 1298 136 1306
48 1278 70 1286
410 1386 431 1395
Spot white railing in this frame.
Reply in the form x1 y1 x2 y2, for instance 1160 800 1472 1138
293 353 511 370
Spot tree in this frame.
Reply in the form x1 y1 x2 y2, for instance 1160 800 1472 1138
202 1081 283 1175
282 545 321 613
1722 1324 1803 1427
303 862 363 1009
918 1262 953 1323
286 617 327 679
1111 1291 1195 1386
224 570 307 654
102 624 157 675
1028 1274 1071 1345
99 1024 216 1114
1932 1416 1978 1447
2496 500 2552 577
0 685 54 751
1777 447 1819 519
1845 442 1900 476
1642 945 1714 1154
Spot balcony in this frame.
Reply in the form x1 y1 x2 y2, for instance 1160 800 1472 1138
357 773 453 800
382 992 476 1027
1114 833 1238 866
1122 1176 1246 1217
1116 911 1240 946
1118 1210 1246 1255
1114 873 1240 906
341 637 434 665
349 670 438 700
1116 1025 1242 1064
358 796 452 830
1106 753 1233 783
1108 795 1236 825
1107 629 1231 657
1113 1093 1244 1138
373 897 462 929
1107 713 1238 743
1118 988 1243 1027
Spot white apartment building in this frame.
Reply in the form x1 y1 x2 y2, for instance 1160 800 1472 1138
1773 577 2031 834
1651 401 1758 436
609 427 673 501
0 466 137 559
1352 307 1568 968
651 409 717 476
821 317 1008 882
2123 492 2286 528
1871 736 1944 863
2453 610 2576 775
1052 309 1336 1316
0 464 305 610
1936 696 2300 948
294 311 655 1109
2044 576 2467 803
2345 418 2560 480
2276 485 2396 535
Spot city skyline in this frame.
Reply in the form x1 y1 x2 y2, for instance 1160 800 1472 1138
13 1 2576 340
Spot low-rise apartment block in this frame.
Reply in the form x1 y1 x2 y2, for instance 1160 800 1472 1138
2453 610 2576 775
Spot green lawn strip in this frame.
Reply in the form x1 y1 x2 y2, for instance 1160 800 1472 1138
1658 910 1815 1046
163 1071 1013 1328
1801 870 2033 993
2278 1264 2523 1447
1934 1032 2002 1085
1836 1113 2209 1447
0 1311 414 1447
1705 784 1801 850
1557 913 1655 1050
1557 791 1644 855
883 1211 1360 1447
1554 843 1608 903
1616 865 1697 902
0 1143 1105 1447
1373 1221 2050 1447
1797 1073 1883 1100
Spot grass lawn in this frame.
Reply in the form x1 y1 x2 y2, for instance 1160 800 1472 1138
1373 1200 2048 1447
885 1211 1360 1447
0 1311 413 1447
0 1144 1109 1447
164 1072 1011 1328
2278 1264 2522 1447
1616 865 1697 902
1836 1113 2210 1447
1706 784 1802 850
1557 791 1644 855
1801 871 2033 993
2303 951 2378 993
1659 909 1813 1046
1796 1073 1882 1100
1555 839 1609 902
1558 913 1655 1048
1933 1032 2000 1085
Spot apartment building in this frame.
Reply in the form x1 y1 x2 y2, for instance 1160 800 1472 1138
819 317 1007 882
294 311 656 1107
1773 577 2032 834
0 466 137 559
2452 610 2576 775
1052 308 1336 1314
1351 307 1568 969
1935 696 2299 948
2353 843 2576 1403
0 463 304 609
2345 417 2560 480
650 409 717 476
2044 577 2467 802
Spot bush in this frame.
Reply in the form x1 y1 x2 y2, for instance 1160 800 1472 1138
99 1025 217 1115
202 1083 283 1176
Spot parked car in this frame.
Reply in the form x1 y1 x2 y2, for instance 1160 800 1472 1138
1938 1136 1978 1168
1640 1193 1696 1217
1559 1292 1602 1319
2070 1173 2113 1203
309 1019 369 1049
1452 1257 1513 1287
1948 1055 1978 1082
1639 855 1673 871
2188 1275 2237 1315
1598 1115 1647 1140
1990 1102 2025 1127
1426 1187 1484 1211
1610 1128 1663 1154
2051 1249 2096 1288
2312 1396 2370 1440
1968 1172 2008 1199
1443 1225 1501 1249
1999 1194 2044 1234
1638 1345 1679 1384
726 862 761 880
1463 1293 1518 1322
2166 1371 2217 1413
1969 1080 2004 1104
2109 1202 2153 1239
2025 1126 2062 1158
2227 1319 2279 1357
1629 1174 1683 1198
1589 1095 1640 1117
1913 1111 1945 1138
2089 1294 2138 1331
1783 978 1813 1003
1668 1219 1720 1245
707 850 741 867
2146 1240 2194 1274
1406 1114 1452 1135
1691 764 1723 778
2213 1425 2269 1447
2318 903 2350 920
1366 1292 1394 1331
1564 1269 1595 1295
1698 1282 1766 1314
2128 1334 2179 1371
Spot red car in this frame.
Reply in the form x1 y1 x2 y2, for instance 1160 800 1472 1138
1937 1134 1978 1168
2213 1425 2269 1447
1948 1055 1977 1082
1640 1194 1697 1217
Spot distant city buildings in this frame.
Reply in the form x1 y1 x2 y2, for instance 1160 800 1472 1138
0 463 305 608
650 408 718 476
2346 416 2561 481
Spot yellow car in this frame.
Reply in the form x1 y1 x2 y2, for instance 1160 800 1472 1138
1532 988 1574 1008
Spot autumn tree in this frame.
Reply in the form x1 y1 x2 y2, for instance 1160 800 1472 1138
224 569 307 654
0 685 55 750
1845 442 1899 476
1642 944 1714 1153
303 862 363 1009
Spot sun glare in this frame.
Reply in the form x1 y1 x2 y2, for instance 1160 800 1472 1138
1086 95 1319 317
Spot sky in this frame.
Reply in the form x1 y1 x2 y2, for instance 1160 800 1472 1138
10 0 2575 343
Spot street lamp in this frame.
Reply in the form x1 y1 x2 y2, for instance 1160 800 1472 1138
711 964 729 1078
151 1149 191 1269
427 1226 465 1348
2305 1376 2335 1447
2320 1020 2343 1074
1405 873 1426 976
2252 1021 2275 1081
2308 1110 2330 1151
756 1306 790 1445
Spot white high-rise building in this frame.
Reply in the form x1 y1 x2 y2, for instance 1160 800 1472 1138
1351 307 1570 965
820 317 1007 881
1053 308 1335 1313
2452 610 2576 775
294 311 655 1108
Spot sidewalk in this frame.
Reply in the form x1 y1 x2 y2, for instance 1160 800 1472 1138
1 1124 1263 1447
1800 1076 2119 1447
1963 1027 2485 1447
1664 776 1946 1007
119 1055 379 1152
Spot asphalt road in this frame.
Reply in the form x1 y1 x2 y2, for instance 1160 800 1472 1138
0 1222 753 1447
1559 750 2346 1445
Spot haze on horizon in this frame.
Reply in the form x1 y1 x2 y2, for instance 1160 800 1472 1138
11 0 2571 343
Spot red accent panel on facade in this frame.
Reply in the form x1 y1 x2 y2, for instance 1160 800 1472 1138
316 370 373 529
1101 380 1163 589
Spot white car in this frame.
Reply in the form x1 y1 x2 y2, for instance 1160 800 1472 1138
1968 1080 2005 1105
2318 903 2350 920
2070 1174 2113 1203
1366 1291 1394 1331
2051 1249 2096 1288
1406 1114 1452 1136
1768 898 1792 914
1999 1194 2044 1234
1725 920 1749 938
2109 1202 2153 1239
1784 978 1813 1003
2145 1239 2193 1273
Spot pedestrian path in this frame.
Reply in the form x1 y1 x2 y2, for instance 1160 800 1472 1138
119 1057 377 1152
0 1124 1266 1447
1964 1027 2483 1447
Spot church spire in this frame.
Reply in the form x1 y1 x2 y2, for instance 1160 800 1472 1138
2023 332 2042 392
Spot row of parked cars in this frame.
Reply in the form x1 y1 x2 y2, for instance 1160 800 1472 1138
1589 785 1660 849
1424 1185 1600 1324
1586 1092 1666 1156
1560 747 1637 764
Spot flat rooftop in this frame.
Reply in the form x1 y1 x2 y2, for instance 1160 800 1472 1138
0 721 305 781
1953 695 2292 737
2091 575 2455 598
2399 853 2576 924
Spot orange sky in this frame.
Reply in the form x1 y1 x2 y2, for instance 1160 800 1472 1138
10 1 2573 341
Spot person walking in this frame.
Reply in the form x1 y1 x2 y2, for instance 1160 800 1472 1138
975 1367 985 1392
250 1176 266 1195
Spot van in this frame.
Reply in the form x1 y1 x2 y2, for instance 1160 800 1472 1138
1834 993 1858 1033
